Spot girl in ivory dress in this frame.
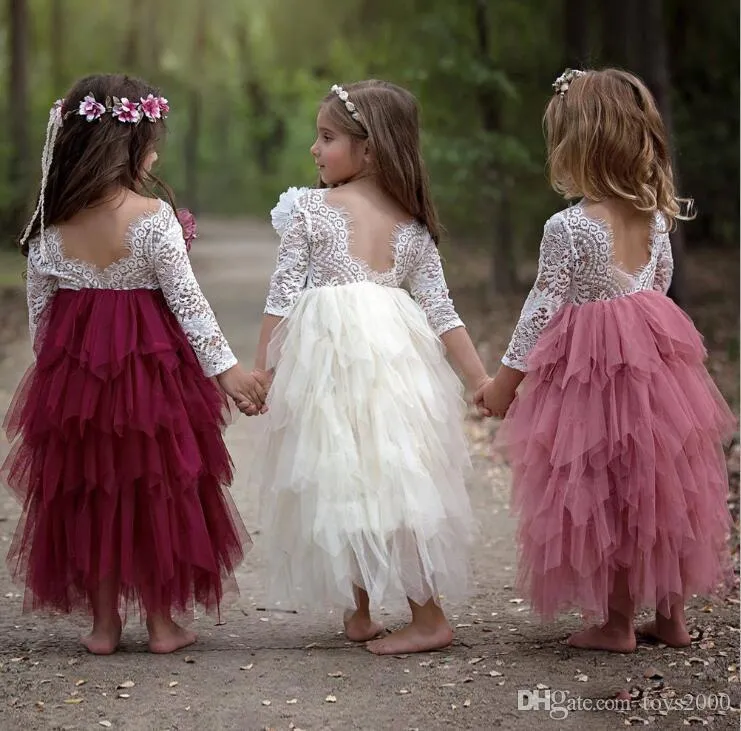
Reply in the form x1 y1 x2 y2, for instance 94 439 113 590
2 74 267 655
477 69 735 653
247 81 491 655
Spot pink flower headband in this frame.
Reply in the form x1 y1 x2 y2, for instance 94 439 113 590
54 93 169 125
20 91 170 256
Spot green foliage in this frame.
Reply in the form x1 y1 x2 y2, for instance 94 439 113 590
0 0 737 255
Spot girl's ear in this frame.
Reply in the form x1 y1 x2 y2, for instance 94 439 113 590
363 141 373 164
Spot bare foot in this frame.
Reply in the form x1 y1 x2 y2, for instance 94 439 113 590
81 617 122 655
343 610 385 642
366 622 453 655
567 625 636 653
147 620 197 654
636 620 691 648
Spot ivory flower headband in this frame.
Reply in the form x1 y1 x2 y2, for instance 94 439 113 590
330 84 364 125
552 68 586 96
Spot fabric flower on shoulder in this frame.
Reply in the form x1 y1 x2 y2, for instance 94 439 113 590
270 186 309 236
176 208 198 252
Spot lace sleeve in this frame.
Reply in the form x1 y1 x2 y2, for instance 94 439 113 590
26 246 58 349
152 207 237 377
503 214 575 371
406 233 464 336
652 228 674 295
264 194 310 317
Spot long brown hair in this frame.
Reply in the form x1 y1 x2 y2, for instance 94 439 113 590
320 80 442 244
22 73 175 254
544 68 692 230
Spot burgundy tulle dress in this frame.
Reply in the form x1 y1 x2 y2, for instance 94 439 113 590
1 200 250 618
496 204 736 622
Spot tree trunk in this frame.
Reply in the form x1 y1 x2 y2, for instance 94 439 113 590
9 0 30 237
636 0 686 306
184 2 207 212
123 0 146 70
564 0 590 68
474 0 517 296
50 0 65 91
601 0 632 66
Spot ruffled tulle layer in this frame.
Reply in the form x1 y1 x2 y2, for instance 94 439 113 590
495 290 736 621
1 288 250 616
248 282 474 610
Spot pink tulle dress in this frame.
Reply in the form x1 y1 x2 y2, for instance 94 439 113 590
1 200 250 617
495 204 736 622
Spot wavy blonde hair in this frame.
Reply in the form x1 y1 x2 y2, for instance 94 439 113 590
544 68 692 230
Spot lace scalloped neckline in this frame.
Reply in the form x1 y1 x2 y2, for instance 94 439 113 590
49 199 166 276
574 203 659 281
317 191 422 280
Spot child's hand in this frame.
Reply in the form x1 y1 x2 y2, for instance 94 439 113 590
237 370 274 416
475 373 517 419
472 376 495 417
217 365 271 413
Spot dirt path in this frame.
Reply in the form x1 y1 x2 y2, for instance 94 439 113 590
0 219 738 730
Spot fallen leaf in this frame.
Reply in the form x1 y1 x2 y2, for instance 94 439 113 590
184 656 195 664
117 680 135 689
536 683 549 690
509 598 524 604
64 698 83 704
75 679 87 687
398 689 410 695
576 674 588 682
489 671 503 677
643 667 663 679
683 719 708 726
440 683 456 688
99 722 112 728
468 657 484 665
239 664 254 671
286 698 298 704
419 661 432 667
117 694 130 699
168 681 179 688
325 694 337 703
327 671 343 678
626 717 649 726
261 699 271 706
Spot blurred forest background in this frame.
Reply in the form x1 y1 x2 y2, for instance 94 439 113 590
1 0 738 293
0 0 738 543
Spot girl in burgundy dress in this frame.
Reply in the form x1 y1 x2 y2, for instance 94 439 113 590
1 74 266 654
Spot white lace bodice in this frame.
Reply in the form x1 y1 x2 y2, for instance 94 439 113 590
265 187 464 336
503 203 674 371
25 200 236 377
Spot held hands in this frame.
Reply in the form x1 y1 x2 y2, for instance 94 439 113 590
216 364 273 415
473 366 523 419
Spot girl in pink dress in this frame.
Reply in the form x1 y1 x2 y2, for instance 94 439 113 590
1 74 266 654
477 68 735 653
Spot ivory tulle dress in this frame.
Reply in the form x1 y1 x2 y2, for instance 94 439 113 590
496 204 736 621
1 201 250 617
248 187 474 610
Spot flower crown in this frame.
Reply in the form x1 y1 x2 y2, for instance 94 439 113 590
552 68 586 96
330 84 363 124
54 92 169 125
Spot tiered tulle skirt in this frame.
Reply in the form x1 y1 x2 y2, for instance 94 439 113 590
495 290 736 621
248 282 474 610
1 288 250 617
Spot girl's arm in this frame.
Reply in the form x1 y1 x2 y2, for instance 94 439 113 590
406 234 489 395
152 205 267 407
479 214 575 416
25 246 59 355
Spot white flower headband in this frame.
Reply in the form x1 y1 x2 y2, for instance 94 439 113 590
330 84 364 125
553 68 586 96
20 92 170 256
